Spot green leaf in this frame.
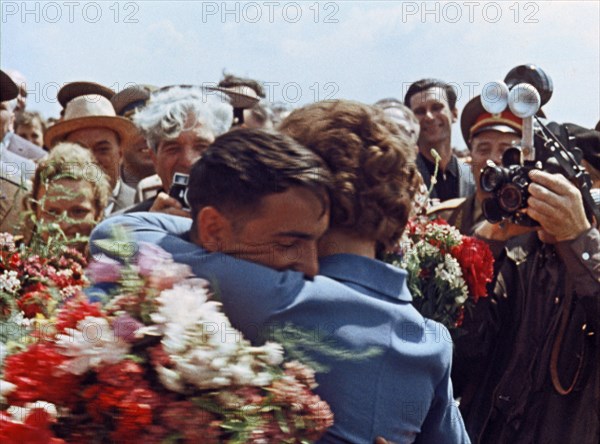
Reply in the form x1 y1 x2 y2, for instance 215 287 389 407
93 225 138 259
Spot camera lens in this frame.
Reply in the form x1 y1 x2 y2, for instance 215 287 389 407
499 183 524 212
481 165 506 192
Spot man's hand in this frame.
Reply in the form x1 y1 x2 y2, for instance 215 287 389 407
474 219 536 242
149 192 191 218
526 170 591 242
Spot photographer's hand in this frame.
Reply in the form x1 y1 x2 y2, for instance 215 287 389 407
474 219 535 242
526 170 591 242
149 192 191 218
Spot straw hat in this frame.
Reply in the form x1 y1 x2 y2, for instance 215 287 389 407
44 94 137 148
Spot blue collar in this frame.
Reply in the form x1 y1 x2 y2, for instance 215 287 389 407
319 254 412 302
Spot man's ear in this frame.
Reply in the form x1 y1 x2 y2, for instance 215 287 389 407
197 206 232 252
451 107 458 123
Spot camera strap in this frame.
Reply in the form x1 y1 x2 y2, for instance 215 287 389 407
549 275 584 395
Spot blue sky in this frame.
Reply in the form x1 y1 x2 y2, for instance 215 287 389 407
2 1 598 148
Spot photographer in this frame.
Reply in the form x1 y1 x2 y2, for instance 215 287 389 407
460 130 600 443
429 95 523 235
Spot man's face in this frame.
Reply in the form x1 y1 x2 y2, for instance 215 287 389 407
16 122 44 147
66 127 122 188
409 87 457 149
0 101 15 140
199 187 329 278
152 121 214 191
470 130 520 200
123 130 155 177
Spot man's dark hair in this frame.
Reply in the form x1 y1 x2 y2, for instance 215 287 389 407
218 73 266 98
403 79 457 110
187 128 331 231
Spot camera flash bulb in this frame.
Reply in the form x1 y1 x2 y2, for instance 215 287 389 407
508 83 541 118
481 81 509 114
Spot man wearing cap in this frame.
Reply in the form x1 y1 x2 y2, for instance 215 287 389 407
123 85 232 216
110 84 156 189
44 92 136 215
404 79 475 201
429 95 523 235
450 111 600 442
212 73 263 128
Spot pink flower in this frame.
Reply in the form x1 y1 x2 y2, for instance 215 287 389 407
136 243 174 277
86 255 121 283
113 315 143 343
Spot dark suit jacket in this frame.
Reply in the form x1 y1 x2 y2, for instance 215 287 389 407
417 153 475 200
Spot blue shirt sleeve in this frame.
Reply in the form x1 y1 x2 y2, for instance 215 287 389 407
90 213 308 340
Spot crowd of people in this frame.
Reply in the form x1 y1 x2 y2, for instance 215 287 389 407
1 65 599 443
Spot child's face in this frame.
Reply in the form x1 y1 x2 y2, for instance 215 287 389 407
35 178 100 241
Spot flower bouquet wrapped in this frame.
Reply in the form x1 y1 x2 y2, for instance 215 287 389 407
385 216 494 330
0 235 333 443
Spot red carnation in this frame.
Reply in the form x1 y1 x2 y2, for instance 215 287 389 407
3 343 80 407
17 285 53 318
451 236 494 302
0 409 65 444
55 298 104 333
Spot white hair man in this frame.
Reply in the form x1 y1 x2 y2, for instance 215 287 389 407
124 85 233 216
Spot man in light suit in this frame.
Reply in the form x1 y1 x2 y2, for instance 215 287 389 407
92 118 469 443
1 69 38 233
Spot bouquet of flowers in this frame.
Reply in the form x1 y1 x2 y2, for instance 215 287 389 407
386 216 494 329
0 232 88 323
0 236 333 443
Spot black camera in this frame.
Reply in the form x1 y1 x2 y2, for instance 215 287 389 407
480 147 542 226
478 64 600 226
168 172 189 209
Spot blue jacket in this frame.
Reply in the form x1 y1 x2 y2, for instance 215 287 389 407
91 213 470 444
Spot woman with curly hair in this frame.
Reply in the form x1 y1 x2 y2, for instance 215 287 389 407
279 99 421 257
24 142 111 255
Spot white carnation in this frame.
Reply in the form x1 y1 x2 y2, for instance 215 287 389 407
0 270 21 294
55 316 131 375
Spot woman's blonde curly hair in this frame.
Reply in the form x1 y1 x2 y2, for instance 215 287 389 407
279 100 420 249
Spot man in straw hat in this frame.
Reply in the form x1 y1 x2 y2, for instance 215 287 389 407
44 90 137 215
